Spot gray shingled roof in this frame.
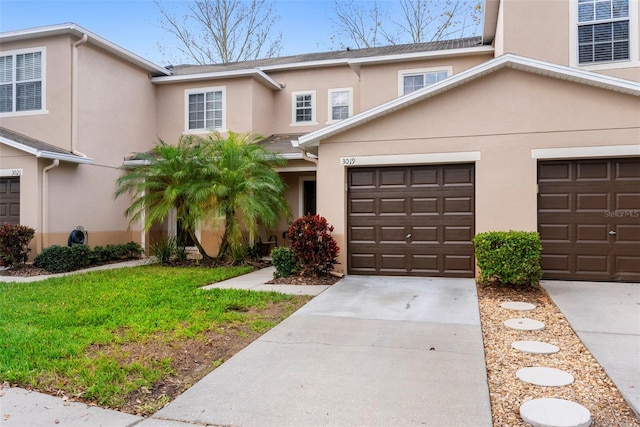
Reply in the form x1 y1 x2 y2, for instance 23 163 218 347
169 37 483 75
0 127 73 155
257 133 306 155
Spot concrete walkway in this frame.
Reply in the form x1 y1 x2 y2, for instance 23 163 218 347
144 275 492 426
542 280 640 418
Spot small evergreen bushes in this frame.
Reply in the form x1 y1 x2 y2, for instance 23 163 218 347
34 242 143 273
0 224 35 268
473 231 543 286
270 246 299 278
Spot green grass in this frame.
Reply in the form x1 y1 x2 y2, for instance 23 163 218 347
0 265 306 408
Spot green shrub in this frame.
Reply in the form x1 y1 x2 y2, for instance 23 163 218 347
0 223 35 268
287 214 339 276
34 241 143 273
271 246 299 278
473 231 543 286
150 237 177 265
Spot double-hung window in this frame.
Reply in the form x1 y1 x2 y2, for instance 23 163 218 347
578 0 630 64
185 87 225 132
328 88 353 122
398 67 451 96
0 48 44 114
291 90 317 125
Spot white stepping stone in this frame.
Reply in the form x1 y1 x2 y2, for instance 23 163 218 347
517 367 574 386
520 398 592 427
512 340 560 354
504 318 545 331
501 301 536 310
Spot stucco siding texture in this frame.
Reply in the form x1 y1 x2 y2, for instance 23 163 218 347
314 68 640 271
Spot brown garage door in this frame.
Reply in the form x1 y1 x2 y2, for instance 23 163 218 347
0 178 20 225
538 158 640 282
348 164 475 277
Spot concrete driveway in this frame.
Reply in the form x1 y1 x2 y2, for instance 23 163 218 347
542 280 640 418
145 276 492 427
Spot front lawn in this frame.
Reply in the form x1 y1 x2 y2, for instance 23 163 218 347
0 266 311 414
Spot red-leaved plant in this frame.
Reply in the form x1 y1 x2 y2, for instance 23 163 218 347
287 214 339 276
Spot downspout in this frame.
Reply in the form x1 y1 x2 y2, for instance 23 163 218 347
41 159 60 250
71 33 88 158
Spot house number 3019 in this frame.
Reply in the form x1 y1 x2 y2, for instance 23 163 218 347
12 169 22 176
340 157 356 166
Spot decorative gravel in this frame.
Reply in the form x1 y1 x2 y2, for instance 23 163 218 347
477 283 639 426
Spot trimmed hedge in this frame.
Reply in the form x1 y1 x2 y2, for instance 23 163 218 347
473 231 543 286
270 246 299 278
0 223 35 268
34 242 143 274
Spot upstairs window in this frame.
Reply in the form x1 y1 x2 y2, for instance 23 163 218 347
291 90 317 126
328 88 353 122
0 49 44 114
398 67 451 96
185 87 225 132
578 0 629 64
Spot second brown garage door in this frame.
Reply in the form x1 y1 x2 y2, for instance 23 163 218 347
538 158 640 282
348 164 475 277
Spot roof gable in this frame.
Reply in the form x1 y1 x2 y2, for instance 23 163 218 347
296 54 640 150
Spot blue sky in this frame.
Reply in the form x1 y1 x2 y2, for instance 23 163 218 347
0 0 341 66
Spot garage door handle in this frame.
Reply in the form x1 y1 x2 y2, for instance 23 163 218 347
405 234 412 239
609 230 617 235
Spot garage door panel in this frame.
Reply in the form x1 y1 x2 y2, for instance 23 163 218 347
380 227 408 243
380 198 407 215
539 193 571 211
380 254 408 271
577 161 609 180
616 193 640 210
443 255 474 273
538 158 640 282
411 168 438 186
410 255 439 273
576 224 609 242
444 197 473 214
410 227 438 243
350 227 376 243
412 198 438 215
576 193 609 211
350 170 376 188
350 199 376 215
380 169 407 187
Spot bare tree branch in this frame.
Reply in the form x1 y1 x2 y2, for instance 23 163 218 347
331 0 482 49
155 0 282 65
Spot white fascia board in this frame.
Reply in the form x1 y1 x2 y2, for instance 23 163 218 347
532 145 640 159
298 53 640 148
0 23 170 76
152 69 283 90
347 45 494 66
122 159 151 167
38 151 94 164
0 136 94 164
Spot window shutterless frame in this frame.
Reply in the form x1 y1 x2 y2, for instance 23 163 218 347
291 90 317 126
184 86 226 133
0 46 46 116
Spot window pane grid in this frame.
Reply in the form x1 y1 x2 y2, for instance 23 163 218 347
188 90 223 130
295 94 313 122
403 71 448 95
577 0 629 64
0 51 43 113
330 90 350 121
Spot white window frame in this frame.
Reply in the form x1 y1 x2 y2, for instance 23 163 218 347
569 0 639 70
291 90 317 126
326 88 353 124
397 66 452 96
184 86 226 134
0 46 47 117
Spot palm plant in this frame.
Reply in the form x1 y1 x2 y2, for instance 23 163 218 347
114 132 289 262
207 131 290 258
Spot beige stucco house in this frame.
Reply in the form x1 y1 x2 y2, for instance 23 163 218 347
1 0 638 282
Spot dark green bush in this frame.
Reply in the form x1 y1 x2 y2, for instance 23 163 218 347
271 246 299 278
0 223 35 268
34 242 143 273
473 231 543 286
